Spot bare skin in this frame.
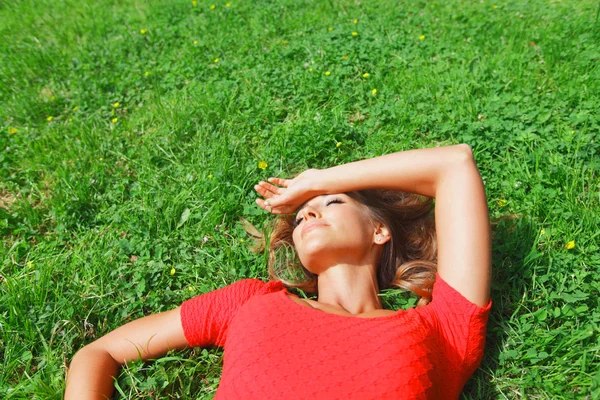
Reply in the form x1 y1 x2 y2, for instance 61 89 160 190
269 191 391 316
65 144 491 399
256 144 490 309
284 294 398 318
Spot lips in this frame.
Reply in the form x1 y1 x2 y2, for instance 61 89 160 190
302 222 328 236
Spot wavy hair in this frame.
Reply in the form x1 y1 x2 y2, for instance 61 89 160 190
263 189 438 306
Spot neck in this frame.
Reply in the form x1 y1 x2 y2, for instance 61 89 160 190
316 263 382 315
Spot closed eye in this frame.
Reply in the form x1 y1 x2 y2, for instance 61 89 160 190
326 198 343 206
293 198 343 227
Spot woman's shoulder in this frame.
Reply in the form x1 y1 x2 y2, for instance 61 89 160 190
226 278 286 296
416 273 492 341
428 273 492 314
182 278 285 309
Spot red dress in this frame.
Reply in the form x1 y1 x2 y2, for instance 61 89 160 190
180 274 491 399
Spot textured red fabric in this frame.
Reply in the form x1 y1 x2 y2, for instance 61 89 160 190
180 274 491 399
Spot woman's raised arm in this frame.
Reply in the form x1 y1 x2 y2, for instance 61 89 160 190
255 144 491 307
65 307 188 400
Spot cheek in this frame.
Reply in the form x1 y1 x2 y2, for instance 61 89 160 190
338 211 373 240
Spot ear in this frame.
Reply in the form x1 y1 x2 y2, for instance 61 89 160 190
373 222 391 245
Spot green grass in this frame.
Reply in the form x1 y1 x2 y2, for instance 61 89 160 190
1 0 599 398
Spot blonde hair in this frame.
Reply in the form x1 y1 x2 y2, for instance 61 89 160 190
263 189 438 306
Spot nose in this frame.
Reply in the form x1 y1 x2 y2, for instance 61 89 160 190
302 205 321 221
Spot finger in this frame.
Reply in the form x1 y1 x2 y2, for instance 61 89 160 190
254 182 283 199
267 177 291 187
253 184 273 199
257 198 284 215
263 195 278 209
257 181 283 195
255 198 272 213
265 192 291 210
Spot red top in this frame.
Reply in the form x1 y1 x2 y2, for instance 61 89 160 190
180 274 491 399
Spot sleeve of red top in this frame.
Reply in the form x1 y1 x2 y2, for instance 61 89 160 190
427 273 492 382
180 278 284 348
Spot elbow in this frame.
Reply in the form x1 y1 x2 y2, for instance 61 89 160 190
71 342 121 367
456 143 474 162
69 344 98 370
453 144 476 169
70 344 91 364
66 344 119 400
442 144 478 178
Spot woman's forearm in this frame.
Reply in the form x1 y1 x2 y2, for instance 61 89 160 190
318 143 491 306
64 308 187 399
65 346 119 400
256 143 490 305
318 144 474 198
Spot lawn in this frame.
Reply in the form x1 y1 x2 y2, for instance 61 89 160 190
1 0 599 398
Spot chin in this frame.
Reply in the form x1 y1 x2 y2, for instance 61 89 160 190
299 242 358 274
297 244 330 272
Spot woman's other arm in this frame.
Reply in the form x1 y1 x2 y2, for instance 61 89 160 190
257 144 491 307
65 307 188 400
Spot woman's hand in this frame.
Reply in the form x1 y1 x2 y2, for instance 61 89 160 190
254 168 326 214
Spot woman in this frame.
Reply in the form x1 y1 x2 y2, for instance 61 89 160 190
65 144 492 399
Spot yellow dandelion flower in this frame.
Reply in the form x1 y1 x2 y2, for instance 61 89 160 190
565 240 575 250
99 157 103 161
170 267 176 275
111 118 118 123
258 161 268 170
73 106 79 111
492 4 497 8
328 27 333 31
352 31 358 36
371 88 377 95
342 55 348 60
46 116 53 121
193 40 198 45
336 142 343 148
189 286 195 291
144 71 149 77
497 199 507 207
214 58 220 63
353 19 358 24
540 228 546 235
308 67 313 72
226 3 231 7
325 71 331 76
9 127 18 134
192 0 197 6
419 35 425 40
207 173 213 179
140 29 148 34
210 4 215 9
362 72 369 78
26 261 34 268
113 102 120 108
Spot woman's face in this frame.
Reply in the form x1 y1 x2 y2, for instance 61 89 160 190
291 193 378 274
